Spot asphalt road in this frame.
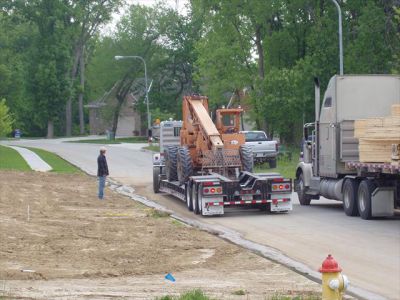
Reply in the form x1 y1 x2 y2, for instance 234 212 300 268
3 138 400 300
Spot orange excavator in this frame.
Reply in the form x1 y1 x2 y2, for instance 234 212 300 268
164 95 253 184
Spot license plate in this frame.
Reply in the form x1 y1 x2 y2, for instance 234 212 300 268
241 195 253 200
203 204 224 216
256 153 264 157
270 200 292 212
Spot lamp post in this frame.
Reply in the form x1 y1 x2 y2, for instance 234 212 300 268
330 0 344 76
115 55 151 137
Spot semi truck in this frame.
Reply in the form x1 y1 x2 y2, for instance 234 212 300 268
295 75 400 219
153 95 292 216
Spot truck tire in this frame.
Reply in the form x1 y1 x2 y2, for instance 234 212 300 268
185 182 193 211
297 173 312 205
240 145 254 172
165 146 178 181
153 167 160 193
177 146 193 185
343 179 359 216
269 158 277 169
192 183 200 215
358 180 376 220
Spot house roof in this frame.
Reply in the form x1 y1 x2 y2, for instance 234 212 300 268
85 80 141 109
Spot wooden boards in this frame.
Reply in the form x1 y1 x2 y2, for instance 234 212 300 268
354 104 400 164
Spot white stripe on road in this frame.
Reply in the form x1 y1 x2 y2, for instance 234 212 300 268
8 146 52 172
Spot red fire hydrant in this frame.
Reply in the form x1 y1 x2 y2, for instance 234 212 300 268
319 254 349 300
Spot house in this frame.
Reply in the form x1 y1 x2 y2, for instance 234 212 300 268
85 82 142 136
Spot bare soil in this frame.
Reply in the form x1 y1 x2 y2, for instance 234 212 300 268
0 171 319 299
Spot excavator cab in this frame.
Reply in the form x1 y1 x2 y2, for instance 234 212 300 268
215 107 245 150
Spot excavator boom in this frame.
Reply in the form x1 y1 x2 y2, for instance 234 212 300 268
187 98 223 149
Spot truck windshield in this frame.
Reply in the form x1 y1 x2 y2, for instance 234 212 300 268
245 132 267 142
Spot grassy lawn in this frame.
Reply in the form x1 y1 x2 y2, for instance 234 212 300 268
0 145 31 171
254 145 300 180
143 144 160 152
24 147 81 174
157 290 212 300
254 158 298 179
68 136 147 144
157 290 319 300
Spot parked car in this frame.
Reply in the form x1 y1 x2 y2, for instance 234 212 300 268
241 131 278 168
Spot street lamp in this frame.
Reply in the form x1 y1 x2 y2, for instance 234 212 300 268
330 0 344 76
115 55 152 137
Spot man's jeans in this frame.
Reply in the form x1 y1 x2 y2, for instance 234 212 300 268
98 176 106 199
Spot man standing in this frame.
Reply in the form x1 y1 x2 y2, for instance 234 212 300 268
97 146 109 200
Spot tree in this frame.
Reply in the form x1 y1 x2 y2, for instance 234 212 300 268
65 0 124 136
0 99 14 137
0 9 35 135
87 3 198 133
27 0 75 138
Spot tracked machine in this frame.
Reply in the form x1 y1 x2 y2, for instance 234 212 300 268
153 95 292 216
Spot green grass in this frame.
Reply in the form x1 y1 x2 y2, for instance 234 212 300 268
0 145 31 171
255 158 298 180
146 208 170 218
24 147 81 174
270 295 320 300
143 145 160 152
157 290 213 300
232 289 246 295
68 136 147 144
254 145 300 180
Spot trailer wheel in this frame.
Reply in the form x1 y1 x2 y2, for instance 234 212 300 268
240 145 254 172
165 146 178 181
269 158 277 169
192 183 200 215
297 173 312 205
358 180 376 220
177 146 193 185
153 167 160 193
343 179 359 216
185 182 193 211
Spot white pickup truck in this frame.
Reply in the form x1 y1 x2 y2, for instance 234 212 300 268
241 131 278 168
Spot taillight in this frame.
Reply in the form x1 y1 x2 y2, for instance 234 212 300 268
203 186 222 194
271 182 291 192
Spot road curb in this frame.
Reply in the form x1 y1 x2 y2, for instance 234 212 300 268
107 180 387 300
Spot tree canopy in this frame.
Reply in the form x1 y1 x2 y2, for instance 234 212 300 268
1 0 398 143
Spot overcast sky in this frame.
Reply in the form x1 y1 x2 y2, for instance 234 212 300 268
102 0 189 35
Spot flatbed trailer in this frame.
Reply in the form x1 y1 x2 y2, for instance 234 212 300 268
155 167 292 216
153 116 293 216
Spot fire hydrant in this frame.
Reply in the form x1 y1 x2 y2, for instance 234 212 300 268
319 254 349 300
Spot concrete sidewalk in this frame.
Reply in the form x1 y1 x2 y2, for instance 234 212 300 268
7 146 52 172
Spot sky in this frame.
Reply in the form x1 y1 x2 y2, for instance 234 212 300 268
102 0 189 35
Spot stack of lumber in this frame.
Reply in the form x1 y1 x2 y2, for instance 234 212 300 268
354 104 400 164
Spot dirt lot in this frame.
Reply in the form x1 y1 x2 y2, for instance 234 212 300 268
0 171 320 299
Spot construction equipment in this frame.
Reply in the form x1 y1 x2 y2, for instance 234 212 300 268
295 75 400 219
153 95 292 216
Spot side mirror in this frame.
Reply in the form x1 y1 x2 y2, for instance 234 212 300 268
303 126 309 141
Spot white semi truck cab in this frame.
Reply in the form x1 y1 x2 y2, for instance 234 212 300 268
295 75 400 219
